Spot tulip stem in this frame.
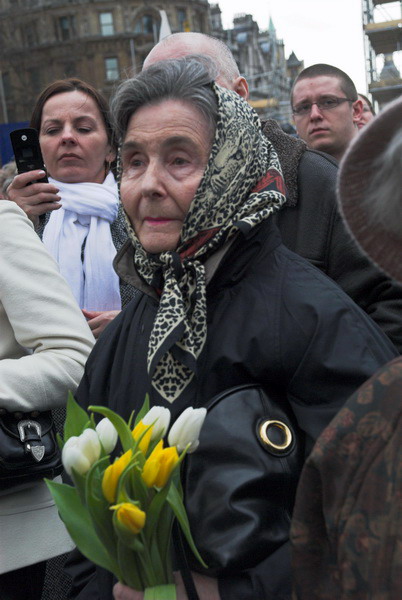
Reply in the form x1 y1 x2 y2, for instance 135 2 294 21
144 584 176 600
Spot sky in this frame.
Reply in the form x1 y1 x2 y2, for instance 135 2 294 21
215 0 401 94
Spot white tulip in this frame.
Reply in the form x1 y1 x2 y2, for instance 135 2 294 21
96 418 118 453
62 436 91 477
142 406 171 440
168 407 207 453
62 429 101 477
78 428 101 464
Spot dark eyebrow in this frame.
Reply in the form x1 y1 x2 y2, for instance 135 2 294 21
42 115 97 126
121 135 198 153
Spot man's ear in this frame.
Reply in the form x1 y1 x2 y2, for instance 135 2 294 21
232 76 249 100
352 98 364 124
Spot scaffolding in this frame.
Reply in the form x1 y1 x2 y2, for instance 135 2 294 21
362 0 402 107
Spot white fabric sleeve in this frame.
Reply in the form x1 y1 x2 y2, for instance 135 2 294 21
0 201 94 412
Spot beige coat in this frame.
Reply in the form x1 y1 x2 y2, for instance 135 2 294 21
0 201 94 573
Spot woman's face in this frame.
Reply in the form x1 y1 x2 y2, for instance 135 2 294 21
39 90 115 183
120 99 212 254
357 95 374 130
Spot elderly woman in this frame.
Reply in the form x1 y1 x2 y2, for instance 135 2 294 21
69 58 397 600
7 79 137 337
291 95 402 600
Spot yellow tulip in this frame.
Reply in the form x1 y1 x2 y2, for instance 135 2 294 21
132 420 153 455
111 502 146 535
142 440 179 488
102 449 132 503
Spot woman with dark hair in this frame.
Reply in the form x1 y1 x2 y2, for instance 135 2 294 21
7 78 137 337
68 58 397 600
357 92 375 129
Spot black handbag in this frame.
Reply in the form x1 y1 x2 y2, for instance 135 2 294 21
0 410 63 489
183 384 305 576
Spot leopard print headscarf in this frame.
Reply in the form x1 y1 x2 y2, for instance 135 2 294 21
123 84 286 402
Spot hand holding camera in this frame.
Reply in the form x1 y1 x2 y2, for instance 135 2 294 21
7 128 61 225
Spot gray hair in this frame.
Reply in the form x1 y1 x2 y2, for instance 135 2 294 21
111 57 219 144
362 127 402 235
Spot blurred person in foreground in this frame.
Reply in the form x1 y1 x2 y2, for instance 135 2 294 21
291 95 402 600
0 201 94 599
291 64 363 162
6 79 137 338
65 57 397 600
0 160 17 198
143 32 402 353
357 93 375 129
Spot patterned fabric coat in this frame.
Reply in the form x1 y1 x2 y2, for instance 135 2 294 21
291 356 402 600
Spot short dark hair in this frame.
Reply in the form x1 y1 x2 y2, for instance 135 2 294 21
111 57 219 144
29 78 115 151
291 63 358 104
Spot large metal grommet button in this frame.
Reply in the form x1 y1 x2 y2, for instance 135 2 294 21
258 419 293 454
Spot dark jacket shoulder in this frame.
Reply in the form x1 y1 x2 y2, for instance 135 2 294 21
262 120 402 352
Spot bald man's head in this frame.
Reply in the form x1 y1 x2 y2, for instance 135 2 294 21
143 32 249 99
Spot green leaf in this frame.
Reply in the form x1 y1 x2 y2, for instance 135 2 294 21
153 501 174 580
45 479 122 577
89 405 133 453
143 584 176 600
85 457 116 550
134 395 150 427
64 393 91 441
117 539 145 590
167 485 207 568
117 461 148 509
145 482 171 542
56 432 64 451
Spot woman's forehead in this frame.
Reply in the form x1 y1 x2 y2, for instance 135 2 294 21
122 99 212 151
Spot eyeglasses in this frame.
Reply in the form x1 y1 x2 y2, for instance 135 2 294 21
292 97 353 116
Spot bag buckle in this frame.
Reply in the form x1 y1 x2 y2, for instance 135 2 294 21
258 419 293 455
17 420 45 463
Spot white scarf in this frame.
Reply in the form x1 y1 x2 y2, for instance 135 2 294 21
43 172 122 311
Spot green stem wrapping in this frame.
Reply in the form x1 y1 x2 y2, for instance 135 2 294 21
117 540 144 590
144 584 176 600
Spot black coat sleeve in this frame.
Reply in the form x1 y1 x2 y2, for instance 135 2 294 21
276 149 402 353
218 248 398 600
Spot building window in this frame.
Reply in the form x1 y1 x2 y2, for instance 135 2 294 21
105 57 119 81
24 21 39 47
29 67 42 95
57 15 76 41
63 62 76 78
177 8 188 32
100 12 114 36
134 14 155 35
1 71 11 96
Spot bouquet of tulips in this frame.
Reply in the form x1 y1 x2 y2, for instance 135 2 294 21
46 394 207 600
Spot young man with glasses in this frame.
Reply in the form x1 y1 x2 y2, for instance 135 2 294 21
291 64 363 162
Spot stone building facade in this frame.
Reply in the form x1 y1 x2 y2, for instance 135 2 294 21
0 0 210 123
0 1 302 132
363 0 402 108
210 6 303 125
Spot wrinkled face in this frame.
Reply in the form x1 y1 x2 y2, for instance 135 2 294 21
120 99 211 254
292 75 362 161
39 90 115 183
